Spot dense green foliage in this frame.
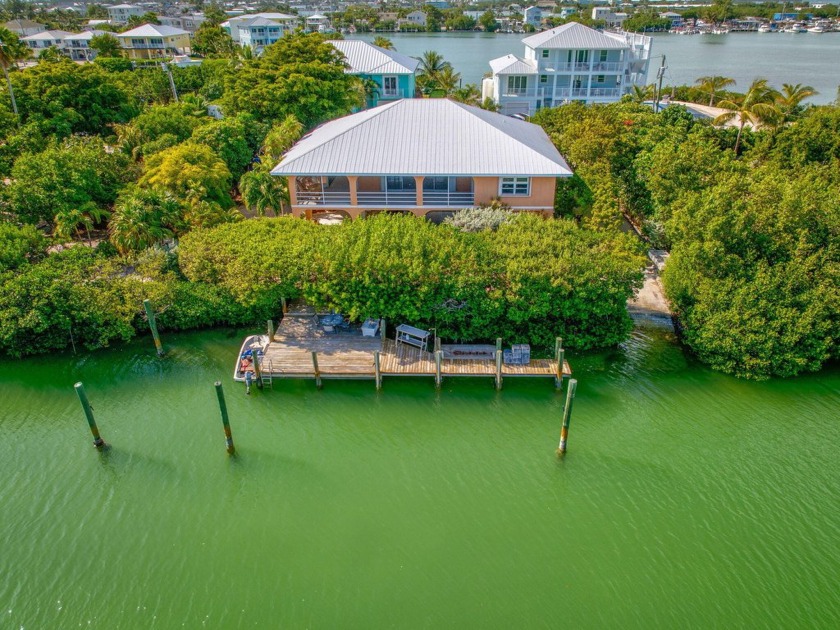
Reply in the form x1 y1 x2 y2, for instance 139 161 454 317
180 215 645 350
534 99 840 378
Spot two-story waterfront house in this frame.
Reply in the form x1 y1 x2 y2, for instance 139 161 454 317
63 30 107 61
487 22 652 115
107 4 145 25
21 30 73 56
158 14 207 33
271 99 572 221
329 40 419 108
221 13 297 45
116 24 191 60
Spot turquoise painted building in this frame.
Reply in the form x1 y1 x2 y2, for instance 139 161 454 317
330 40 419 108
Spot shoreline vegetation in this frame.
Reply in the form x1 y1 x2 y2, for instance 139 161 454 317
0 29 837 380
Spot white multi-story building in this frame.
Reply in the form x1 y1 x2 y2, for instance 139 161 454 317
107 4 145 25
486 22 652 115
221 12 297 43
158 14 207 33
21 30 73 56
63 29 107 61
523 6 542 28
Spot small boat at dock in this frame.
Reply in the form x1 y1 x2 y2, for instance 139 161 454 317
233 334 269 382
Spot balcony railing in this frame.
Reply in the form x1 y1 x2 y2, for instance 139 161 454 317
588 88 622 98
296 191 352 205
357 191 417 206
501 87 543 98
378 89 407 100
422 191 474 207
591 62 624 73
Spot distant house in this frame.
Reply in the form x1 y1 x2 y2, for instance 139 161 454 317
330 40 419 107
21 30 73 56
4 19 46 37
221 12 297 43
487 22 652 114
592 7 627 29
237 17 290 51
660 12 683 28
271 99 572 221
63 30 107 61
116 24 191 59
523 7 542 28
305 14 331 33
107 4 145 25
158 14 207 33
405 11 427 28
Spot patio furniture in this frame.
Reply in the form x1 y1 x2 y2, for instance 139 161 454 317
361 318 380 337
503 344 531 366
396 324 431 350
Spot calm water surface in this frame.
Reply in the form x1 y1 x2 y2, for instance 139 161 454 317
358 31 840 104
1 327 839 627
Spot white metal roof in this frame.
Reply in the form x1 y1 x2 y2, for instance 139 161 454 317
118 24 189 37
330 40 420 75
522 22 630 50
271 99 572 177
239 16 286 27
63 30 107 42
22 30 74 41
489 54 537 75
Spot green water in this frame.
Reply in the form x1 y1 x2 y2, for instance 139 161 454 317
2 327 839 628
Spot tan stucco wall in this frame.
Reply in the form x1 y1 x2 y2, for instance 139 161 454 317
474 176 556 209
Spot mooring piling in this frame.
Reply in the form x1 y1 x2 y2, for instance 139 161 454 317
143 299 164 357
267 319 275 341
557 379 578 456
74 382 106 449
280 297 287 315
251 350 264 390
312 351 322 389
495 349 503 390
374 351 382 390
435 350 443 388
214 381 235 455
555 348 565 389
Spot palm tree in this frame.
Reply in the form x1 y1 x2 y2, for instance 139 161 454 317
435 66 461 95
714 78 781 154
695 75 735 106
452 83 482 106
54 203 110 246
239 166 288 216
372 36 394 50
0 27 30 118
262 114 304 164
777 83 817 119
109 190 181 254
630 84 654 103
416 50 451 93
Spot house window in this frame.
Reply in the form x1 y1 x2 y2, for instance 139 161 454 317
507 76 528 94
575 50 589 63
541 49 549 58
599 50 608 62
386 176 416 190
540 75 547 83
596 75 605 83
500 177 530 196
423 176 448 191
383 76 398 97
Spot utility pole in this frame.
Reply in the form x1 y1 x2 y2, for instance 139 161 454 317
162 62 179 103
654 55 667 113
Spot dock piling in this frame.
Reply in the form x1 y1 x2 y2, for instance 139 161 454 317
214 381 235 455
434 350 443 388
495 349 503 390
74 382 106 449
557 379 578 456
554 337 563 358
312 351 322 389
267 319 275 341
374 351 382 390
143 299 164 357
251 350 264 390
281 297 287 315
555 348 565 389
496 337 502 352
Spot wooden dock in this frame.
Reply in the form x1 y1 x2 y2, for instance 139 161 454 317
257 312 571 389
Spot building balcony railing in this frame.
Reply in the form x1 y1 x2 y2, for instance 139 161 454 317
422 191 474 207
378 89 407 100
588 87 622 98
502 87 543 98
357 191 417 206
296 191 352 205
591 62 624 72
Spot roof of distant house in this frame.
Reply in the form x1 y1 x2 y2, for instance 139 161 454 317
522 21 631 49
489 54 537 75
330 40 420 75
4 19 45 30
22 30 74 41
117 24 190 37
109 4 143 9
271 99 572 177
64 30 107 42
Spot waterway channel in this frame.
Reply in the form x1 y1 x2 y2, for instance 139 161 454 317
2 326 839 627
357 31 840 104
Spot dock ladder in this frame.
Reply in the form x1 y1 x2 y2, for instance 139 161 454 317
259 357 273 389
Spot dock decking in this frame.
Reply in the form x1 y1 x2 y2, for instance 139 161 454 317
257 312 571 388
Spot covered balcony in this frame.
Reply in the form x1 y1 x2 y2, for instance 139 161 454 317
293 176 475 209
